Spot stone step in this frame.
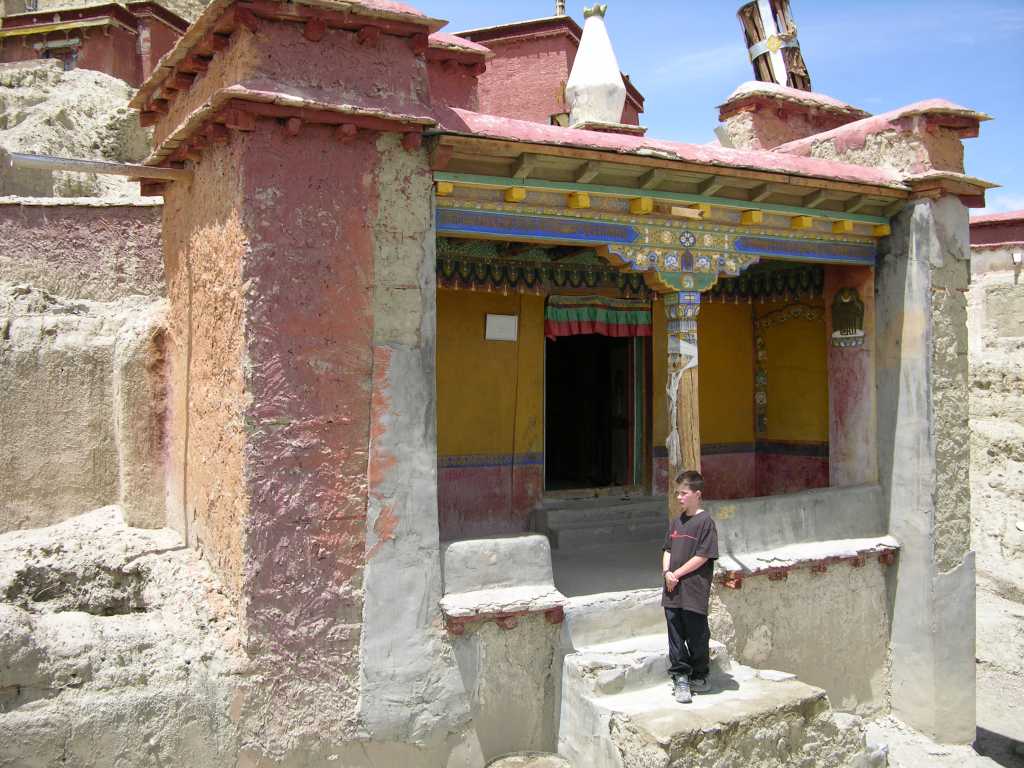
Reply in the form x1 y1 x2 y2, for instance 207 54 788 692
558 658 869 768
551 520 665 550
536 496 667 530
567 635 731 697
557 588 872 767
561 587 665 647
536 497 669 550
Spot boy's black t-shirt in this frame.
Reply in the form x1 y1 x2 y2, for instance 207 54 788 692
661 510 719 614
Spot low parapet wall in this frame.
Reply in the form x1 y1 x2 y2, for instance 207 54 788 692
707 484 886 555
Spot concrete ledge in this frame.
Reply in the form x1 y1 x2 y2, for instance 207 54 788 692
708 484 887 553
716 535 900 590
440 534 567 634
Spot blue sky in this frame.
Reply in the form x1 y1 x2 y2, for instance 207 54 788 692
429 1 1024 214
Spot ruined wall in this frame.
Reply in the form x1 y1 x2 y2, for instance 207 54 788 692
712 562 891 716
0 61 151 198
0 508 241 768
0 200 167 533
877 197 975 743
0 200 164 300
159 141 247 597
968 248 1024 588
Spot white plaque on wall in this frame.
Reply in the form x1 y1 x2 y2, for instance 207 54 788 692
485 314 518 342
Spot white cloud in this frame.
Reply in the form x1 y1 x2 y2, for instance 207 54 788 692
650 43 749 84
979 191 1024 215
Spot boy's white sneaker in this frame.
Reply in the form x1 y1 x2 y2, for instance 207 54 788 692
690 676 711 694
672 675 692 704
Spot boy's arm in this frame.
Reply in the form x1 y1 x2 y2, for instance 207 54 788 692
662 550 679 589
671 555 709 580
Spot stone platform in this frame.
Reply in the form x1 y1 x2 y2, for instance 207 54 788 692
557 589 875 768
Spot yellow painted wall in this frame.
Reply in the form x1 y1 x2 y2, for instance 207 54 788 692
652 300 756 448
756 299 829 443
652 301 668 447
698 301 756 445
436 289 544 456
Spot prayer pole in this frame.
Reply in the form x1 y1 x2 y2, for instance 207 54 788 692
664 291 701 517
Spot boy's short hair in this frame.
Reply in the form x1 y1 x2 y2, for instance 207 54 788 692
675 470 704 494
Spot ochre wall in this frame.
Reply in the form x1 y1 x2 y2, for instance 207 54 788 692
437 289 544 457
161 140 248 600
754 298 829 496
698 301 756 445
697 301 757 499
756 299 829 444
652 295 828 499
437 289 544 539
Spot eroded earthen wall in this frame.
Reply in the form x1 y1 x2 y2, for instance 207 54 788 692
160 142 248 597
0 201 164 301
0 201 167 532
968 248 1024 587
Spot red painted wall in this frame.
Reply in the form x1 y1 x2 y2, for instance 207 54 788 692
427 58 479 111
474 34 575 124
239 123 376 656
77 26 140 85
438 462 543 540
470 27 642 125
138 17 182 83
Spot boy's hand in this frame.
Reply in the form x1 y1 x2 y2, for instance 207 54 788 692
664 571 679 592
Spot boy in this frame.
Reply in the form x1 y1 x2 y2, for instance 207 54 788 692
662 470 719 704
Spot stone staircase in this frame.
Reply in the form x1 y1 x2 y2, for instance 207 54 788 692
557 589 877 768
534 496 667 550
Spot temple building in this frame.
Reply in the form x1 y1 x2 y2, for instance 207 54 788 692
0 0 187 85
0 0 995 765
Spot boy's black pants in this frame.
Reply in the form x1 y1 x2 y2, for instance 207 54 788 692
664 607 710 679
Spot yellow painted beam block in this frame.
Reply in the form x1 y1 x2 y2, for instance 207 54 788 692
567 191 590 209
832 220 855 234
669 206 703 220
873 223 892 237
690 203 711 219
740 210 763 225
504 187 527 203
436 181 454 197
791 215 814 230
629 196 654 215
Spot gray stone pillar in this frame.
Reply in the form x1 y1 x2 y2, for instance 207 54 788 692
876 196 975 742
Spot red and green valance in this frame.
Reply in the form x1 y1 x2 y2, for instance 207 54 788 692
545 295 652 340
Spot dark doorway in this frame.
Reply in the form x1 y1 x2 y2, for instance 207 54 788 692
545 334 631 490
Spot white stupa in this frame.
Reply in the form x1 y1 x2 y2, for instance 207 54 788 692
565 5 627 128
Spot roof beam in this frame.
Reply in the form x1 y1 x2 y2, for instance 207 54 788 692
512 153 537 179
641 168 667 190
575 160 602 184
433 171 891 225
803 189 829 209
698 175 725 196
750 183 774 202
844 195 870 214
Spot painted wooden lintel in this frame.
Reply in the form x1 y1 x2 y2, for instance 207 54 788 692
433 171 890 226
